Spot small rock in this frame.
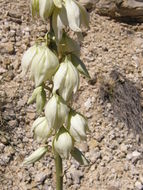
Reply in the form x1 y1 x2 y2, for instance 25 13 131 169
135 181 143 190
0 43 14 54
132 151 141 157
84 98 92 110
71 170 84 184
35 172 48 184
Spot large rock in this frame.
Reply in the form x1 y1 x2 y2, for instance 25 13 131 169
96 0 143 22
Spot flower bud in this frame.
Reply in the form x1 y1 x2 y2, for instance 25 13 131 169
31 0 54 20
28 86 46 113
53 127 73 159
53 56 79 101
32 117 52 142
45 94 69 131
22 44 59 87
23 146 48 165
68 111 88 142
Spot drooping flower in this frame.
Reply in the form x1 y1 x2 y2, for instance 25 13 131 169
68 111 88 142
64 0 89 32
53 56 79 101
22 44 59 87
45 94 69 131
32 117 52 142
23 146 48 165
53 127 73 159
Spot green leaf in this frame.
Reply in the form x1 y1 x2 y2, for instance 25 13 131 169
71 54 90 79
71 147 89 165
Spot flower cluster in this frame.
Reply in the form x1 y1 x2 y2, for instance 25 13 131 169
23 0 90 165
31 0 89 41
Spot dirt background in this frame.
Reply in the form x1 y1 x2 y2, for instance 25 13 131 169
1 0 143 190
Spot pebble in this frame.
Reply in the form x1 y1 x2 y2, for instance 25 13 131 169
135 181 143 190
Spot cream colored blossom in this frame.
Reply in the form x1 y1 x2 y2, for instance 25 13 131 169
53 56 79 101
68 111 88 142
32 117 52 142
22 44 59 87
45 94 69 131
54 127 73 159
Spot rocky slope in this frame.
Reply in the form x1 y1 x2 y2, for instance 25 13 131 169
1 1 143 190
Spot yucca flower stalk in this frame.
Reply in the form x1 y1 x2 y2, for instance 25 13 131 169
22 0 90 189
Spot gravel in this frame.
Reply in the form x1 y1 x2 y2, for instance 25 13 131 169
1 0 143 190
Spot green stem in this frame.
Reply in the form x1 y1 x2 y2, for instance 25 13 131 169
55 151 63 190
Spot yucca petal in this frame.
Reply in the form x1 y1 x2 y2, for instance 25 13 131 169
30 46 44 83
21 45 37 76
39 0 54 20
73 0 89 28
53 61 68 93
32 117 52 142
65 0 81 32
53 0 62 8
69 112 88 142
58 96 70 127
52 6 68 41
45 95 58 129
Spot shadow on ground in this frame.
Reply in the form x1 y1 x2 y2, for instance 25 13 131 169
100 70 143 141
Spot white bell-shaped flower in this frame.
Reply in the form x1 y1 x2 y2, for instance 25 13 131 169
22 44 59 87
68 111 88 142
45 94 69 131
23 146 48 165
54 127 73 159
32 117 52 142
64 0 89 32
53 56 79 101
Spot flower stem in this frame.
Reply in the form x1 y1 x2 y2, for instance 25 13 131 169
55 151 63 190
